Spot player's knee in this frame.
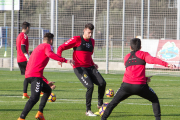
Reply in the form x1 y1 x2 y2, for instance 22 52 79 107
87 84 94 90
30 96 40 104
150 97 159 103
99 81 106 87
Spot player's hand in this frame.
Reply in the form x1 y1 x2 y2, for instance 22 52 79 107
24 53 29 61
94 64 98 69
58 61 62 67
48 81 56 90
168 64 176 69
67 59 75 66
147 76 152 84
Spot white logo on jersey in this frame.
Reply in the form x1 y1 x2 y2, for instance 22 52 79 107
35 82 41 92
65 37 74 44
24 34 27 39
86 43 91 48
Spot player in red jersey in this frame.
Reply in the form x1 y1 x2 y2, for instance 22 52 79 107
17 33 74 120
57 23 106 116
16 21 31 99
101 38 176 120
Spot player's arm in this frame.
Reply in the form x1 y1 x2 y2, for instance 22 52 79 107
45 44 67 63
21 45 29 58
21 34 29 60
144 52 176 68
144 52 169 67
42 76 56 90
57 37 78 56
90 39 97 68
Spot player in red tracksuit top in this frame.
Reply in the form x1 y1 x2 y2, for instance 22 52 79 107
17 33 74 120
16 22 31 99
101 38 175 120
57 23 106 116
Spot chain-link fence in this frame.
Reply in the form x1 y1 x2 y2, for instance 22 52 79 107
0 0 179 76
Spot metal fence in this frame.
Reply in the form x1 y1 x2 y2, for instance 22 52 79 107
0 0 179 76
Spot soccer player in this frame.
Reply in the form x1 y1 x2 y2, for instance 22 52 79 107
17 33 74 120
101 38 176 120
16 21 31 99
57 23 106 116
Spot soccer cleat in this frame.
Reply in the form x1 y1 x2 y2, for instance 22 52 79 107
85 110 97 116
97 103 107 109
17 117 25 120
35 111 45 120
22 93 30 99
40 92 43 97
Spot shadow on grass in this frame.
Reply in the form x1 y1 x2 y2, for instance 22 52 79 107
109 113 180 118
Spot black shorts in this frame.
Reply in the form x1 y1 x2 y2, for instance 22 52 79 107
18 61 27 75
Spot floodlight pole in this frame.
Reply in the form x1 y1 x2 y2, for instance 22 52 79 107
147 0 150 39
10 0 14 71
141 0 144 39
55 0 58 53
177 0 180 39
51 0 54 34
105 0 110 74
122 0 125 59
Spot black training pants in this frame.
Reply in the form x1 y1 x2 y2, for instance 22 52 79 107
20 77 51 119
101 82 161 120
74 66 106 111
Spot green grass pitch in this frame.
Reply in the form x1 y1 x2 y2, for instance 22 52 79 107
0 70 180 120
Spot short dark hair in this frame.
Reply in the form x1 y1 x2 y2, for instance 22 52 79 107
22 22 30 29
43 33 54 42
130 38 141 51
85 23 94 30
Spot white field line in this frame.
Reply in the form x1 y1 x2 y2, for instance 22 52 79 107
0 96 179 107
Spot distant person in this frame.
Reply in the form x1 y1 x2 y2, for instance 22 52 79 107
57 23 106 116
101 38 176 120
17 33 74 120
96 30 103 50
16 21 31 99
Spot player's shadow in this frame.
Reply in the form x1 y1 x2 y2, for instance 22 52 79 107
110 113 180 117
0 109 39 111
121 97 174 100
0 90 22 91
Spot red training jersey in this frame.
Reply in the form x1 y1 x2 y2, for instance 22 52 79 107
123 50 168 84
25 43 67 80
57 36 95 68
16 32 29 62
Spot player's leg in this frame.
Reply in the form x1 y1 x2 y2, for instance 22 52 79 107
89 66 106 107
74 67 95 115
38 80 51 113
18 61 30 99
138 84 161 120
19 77 42 119
35 79 51 119
101 83 131 120
18 61 27 75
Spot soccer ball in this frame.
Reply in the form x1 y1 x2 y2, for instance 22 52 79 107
99 106 106 117
106 89 114 97
48 93 56 102
104 102 109 106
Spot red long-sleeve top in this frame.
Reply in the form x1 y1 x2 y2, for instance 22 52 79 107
57 36 95 68
123 50 169 84
25 43 67 83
